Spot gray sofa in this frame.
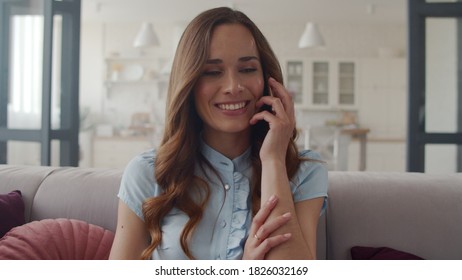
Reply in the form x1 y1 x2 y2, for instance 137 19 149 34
1 164 461 260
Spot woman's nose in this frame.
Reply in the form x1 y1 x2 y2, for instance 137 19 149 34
223 72 243 95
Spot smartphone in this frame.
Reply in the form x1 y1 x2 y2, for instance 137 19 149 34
259 75 274 113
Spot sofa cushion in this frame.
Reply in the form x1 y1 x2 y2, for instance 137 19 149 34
0 190 25 238
0 218 115 260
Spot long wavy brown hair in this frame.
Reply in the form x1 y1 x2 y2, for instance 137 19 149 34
141 7 302 260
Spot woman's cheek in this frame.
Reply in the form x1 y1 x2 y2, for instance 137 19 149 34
248 76 264 98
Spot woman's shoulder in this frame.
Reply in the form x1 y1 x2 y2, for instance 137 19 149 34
120 149 160 191
126 149 156 168
293 149 328 186
298 149 323 161
290 149 328 202
118 149 160 219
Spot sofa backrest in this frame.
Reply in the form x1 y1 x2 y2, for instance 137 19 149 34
327 171 462 260
31 167 122 232
0 165 60 222
0 165 122 232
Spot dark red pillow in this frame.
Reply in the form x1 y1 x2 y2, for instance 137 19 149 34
351 246 424 260
0 190 25 238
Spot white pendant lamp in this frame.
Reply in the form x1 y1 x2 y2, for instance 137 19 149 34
133 22 160 48
298 22 325 48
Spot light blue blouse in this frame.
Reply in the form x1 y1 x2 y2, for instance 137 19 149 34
118 142 328 260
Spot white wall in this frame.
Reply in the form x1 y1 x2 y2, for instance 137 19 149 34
80 23 104 116
261 22 406 59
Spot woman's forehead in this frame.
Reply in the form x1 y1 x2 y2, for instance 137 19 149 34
208 23 259 59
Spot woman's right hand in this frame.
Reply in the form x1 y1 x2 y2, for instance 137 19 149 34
242 195 292 260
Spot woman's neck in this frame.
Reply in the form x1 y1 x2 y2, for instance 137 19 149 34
201 129 251 159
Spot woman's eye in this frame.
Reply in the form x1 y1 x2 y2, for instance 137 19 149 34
202 70 221 76
240 68 257 73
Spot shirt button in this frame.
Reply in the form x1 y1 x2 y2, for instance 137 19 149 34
224 184 230 190
221 220 227 228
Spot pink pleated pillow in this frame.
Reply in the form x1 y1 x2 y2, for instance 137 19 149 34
0 218 115 260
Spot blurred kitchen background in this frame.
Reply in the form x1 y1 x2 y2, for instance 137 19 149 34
2 0 461 173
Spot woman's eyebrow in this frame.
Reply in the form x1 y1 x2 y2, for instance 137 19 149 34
239 56 259 62
206 58 222 64
205 56 260 64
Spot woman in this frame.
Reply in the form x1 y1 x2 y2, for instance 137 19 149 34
109 7 327 260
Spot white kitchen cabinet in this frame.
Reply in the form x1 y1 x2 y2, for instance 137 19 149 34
283 58 358 110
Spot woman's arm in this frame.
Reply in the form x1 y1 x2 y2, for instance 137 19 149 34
109 200 150 259
295 197 325 258
260 161 324 259
250 77 325 259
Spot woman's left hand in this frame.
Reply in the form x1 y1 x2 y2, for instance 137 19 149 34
250 77 295 163
242 195 292 260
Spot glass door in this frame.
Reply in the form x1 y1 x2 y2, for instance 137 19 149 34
408 0 462 172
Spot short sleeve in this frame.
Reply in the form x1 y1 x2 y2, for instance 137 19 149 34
118 149 161 220
290 150 328 213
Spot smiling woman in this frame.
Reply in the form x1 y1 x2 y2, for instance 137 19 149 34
108 7 328 260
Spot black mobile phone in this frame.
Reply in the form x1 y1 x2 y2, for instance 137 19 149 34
261 76 275 112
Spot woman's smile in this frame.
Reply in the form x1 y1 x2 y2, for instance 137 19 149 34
216 101 248 111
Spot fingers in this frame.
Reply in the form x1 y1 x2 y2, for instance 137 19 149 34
244 210 292 259
243 195 293 259
268 77 292 101
254 212 291 242
251 194 278 231
251 232 292 258
250 97 289 125
255 95 285 115
268 77 295 119
250 77 295 126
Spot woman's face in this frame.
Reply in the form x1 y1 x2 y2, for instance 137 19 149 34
194 23 264 139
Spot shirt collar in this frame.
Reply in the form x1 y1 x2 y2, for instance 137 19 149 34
200 139 252 173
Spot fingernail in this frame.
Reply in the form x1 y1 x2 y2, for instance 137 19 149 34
282 212 291 218
283 233 292 239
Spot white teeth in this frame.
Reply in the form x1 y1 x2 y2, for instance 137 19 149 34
218 102 246 111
